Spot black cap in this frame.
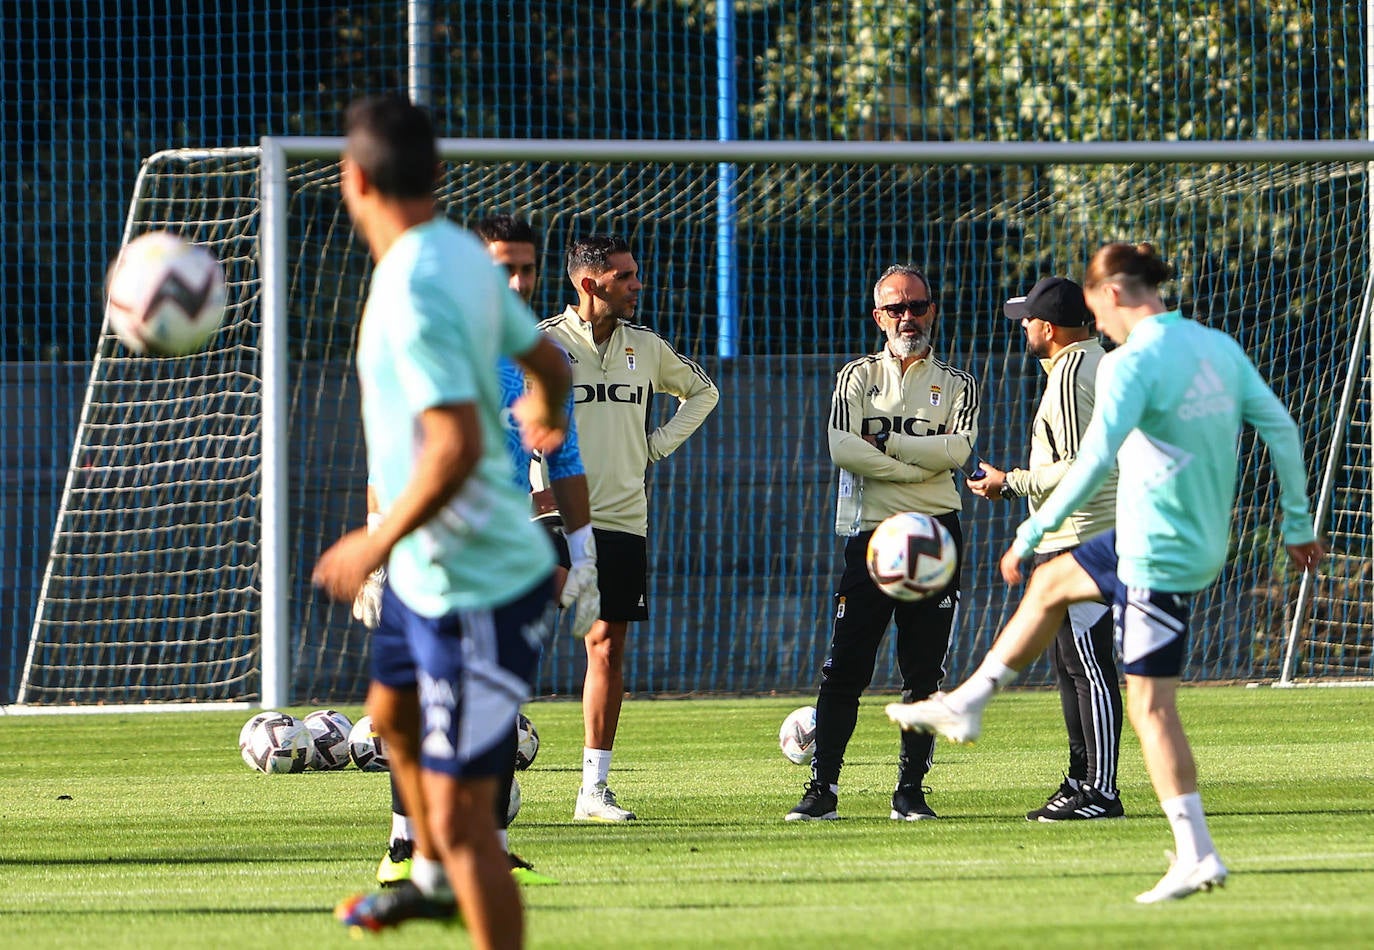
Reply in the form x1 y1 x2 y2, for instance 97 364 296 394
1003 276 1092 327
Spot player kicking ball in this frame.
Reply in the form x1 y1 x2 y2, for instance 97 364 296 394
886 242 1325 904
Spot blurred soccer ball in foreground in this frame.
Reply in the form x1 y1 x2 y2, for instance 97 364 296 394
779 705 817 765
105 230 227 356
239 711 309 774
866 511 957 602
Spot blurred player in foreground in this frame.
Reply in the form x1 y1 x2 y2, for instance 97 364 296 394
360 213 596 891
887 242 1325 903
314 95 570 946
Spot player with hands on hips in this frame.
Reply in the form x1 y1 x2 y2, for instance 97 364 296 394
538 234 719 822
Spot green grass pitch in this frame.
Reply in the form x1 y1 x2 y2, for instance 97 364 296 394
3 687 1372 949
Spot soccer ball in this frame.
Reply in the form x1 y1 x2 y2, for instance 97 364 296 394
779 705 817 765
506 776 522 825
348 715 390 772
303 709 354 771
866 511 958 602
239 711 309 774
105 230 227 356
514 713 539 771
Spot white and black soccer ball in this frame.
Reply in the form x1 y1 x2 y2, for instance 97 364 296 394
506 775 522 825
866 511 958 602
514 713 539 771
239 711 309 774
779 705 817 765
348 715 390 772
303 709 354 771
105 230 227 356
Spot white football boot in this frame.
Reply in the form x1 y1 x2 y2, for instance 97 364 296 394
1135 851 1228 904
885 691 983 744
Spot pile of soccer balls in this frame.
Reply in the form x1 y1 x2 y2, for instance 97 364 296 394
238 710 384 774
238 710 541 776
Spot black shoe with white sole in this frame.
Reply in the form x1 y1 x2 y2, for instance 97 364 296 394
786 780 839 821
1037 785 1124 822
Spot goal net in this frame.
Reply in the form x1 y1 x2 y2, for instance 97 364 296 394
16 140 1373 709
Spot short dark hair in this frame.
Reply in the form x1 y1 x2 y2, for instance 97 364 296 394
472 214 539 249
873 264 931 304
343 94 437 200
566 234 631 280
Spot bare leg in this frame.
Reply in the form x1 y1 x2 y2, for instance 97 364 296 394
582 619 628 750
1126 674 1226 901
887 554 1104 741
1125 675 1196 800
987 554 1104 671
423 771 522 950
366 682 440 864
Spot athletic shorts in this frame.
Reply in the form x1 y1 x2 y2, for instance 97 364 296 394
592 528 649 622
1070 530 1193 678
370 577 555 778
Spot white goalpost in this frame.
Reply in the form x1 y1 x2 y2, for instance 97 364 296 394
8 137 1372 714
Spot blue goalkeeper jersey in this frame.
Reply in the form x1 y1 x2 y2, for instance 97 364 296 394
498 355 583 490
1013 310 1316 591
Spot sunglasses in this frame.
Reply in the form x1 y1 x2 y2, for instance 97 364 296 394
878 299 932 317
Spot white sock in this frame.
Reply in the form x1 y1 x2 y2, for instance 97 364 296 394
948 655 1018 711
496 828 509 851
390 812 412 843
411 853 449 896
582 748 612 791
1161 792 1215 864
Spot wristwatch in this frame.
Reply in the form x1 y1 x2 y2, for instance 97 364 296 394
873 431 890 454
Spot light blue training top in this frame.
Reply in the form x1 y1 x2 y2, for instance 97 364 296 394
1013 310 1316 591
358 218 554 615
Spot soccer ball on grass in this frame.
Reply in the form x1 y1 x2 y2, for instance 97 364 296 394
105 230 227 356
515 713 539 771
779 705 817 765
866 511 958 602
303 709 354 771
239 711 309 774
348 715 390 772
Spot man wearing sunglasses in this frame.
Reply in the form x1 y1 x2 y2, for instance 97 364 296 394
787 264 980 822
970 276 1124 823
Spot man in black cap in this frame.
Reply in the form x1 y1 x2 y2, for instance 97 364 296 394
967 276 1125 821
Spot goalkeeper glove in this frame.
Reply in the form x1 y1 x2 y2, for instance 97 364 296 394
352 513 386 629
559 525 600 639
351 566 386 629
